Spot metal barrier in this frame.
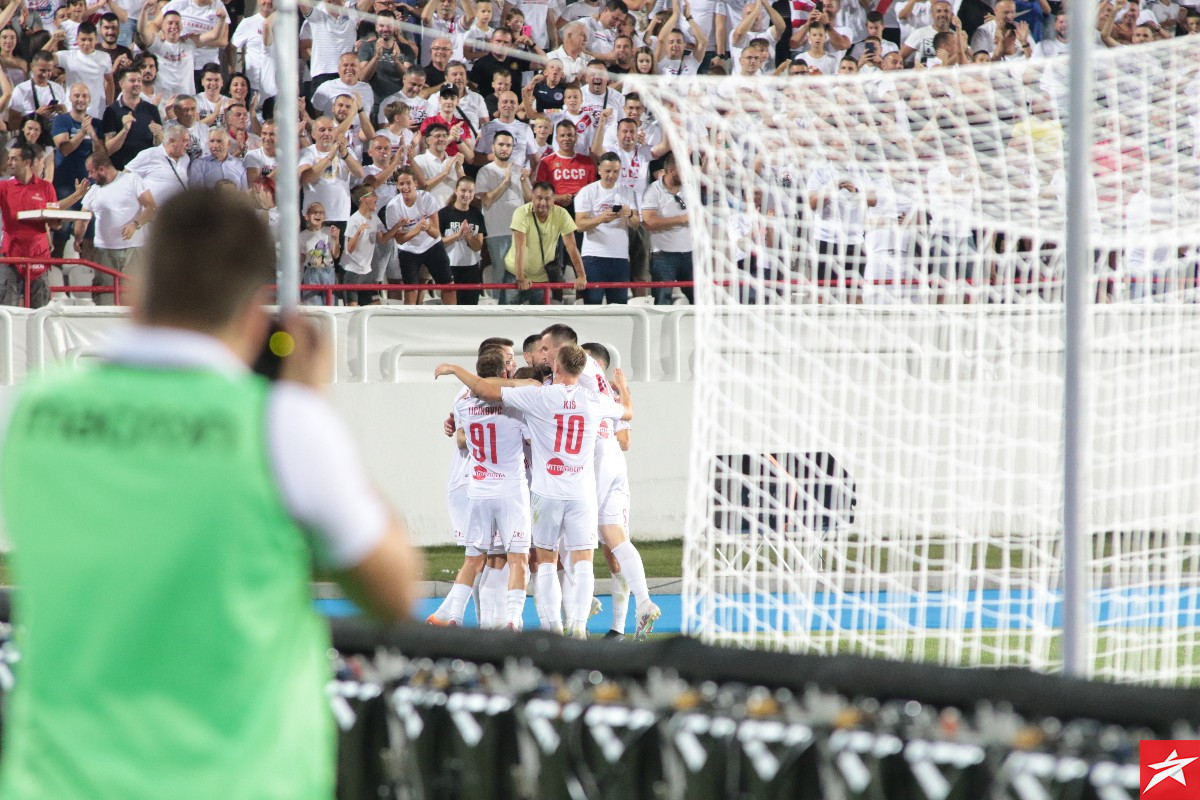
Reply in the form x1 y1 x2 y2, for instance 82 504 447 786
27 305 341 383
0 257 128 307
1 305 693 385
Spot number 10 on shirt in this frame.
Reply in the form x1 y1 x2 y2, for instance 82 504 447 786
553 414 584 455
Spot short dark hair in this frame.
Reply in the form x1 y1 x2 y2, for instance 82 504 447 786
77 21 97 36
201 62 221 76
115 66 139 83
555 119 575 133
581 342 610 369
598 151 620 167
541 323 578 345
99 11 119 23
513 366 536 380
478 336 513 354
424 122 449 137
492 130 514 144
866 10 883 22
476 350 506 378
30 51 53 66
140 189 275 329
522 334 540 354
9 143 36 165
532 180 555 194
605 0 628 12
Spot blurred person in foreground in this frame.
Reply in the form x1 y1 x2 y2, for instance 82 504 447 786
0 188 422 800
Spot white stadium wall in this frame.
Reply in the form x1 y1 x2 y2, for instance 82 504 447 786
2 304 1197 548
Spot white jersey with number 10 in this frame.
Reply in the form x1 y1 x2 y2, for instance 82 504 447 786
577 355 625 457
454 394 529 499
500 383 625 500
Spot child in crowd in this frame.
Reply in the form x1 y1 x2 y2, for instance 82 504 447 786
343 186 387 305
299 202 340 305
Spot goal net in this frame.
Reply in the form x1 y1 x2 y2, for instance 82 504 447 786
628 37 1200 684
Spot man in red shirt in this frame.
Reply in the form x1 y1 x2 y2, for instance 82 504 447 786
0 145 65 307
534 120 596 210
533 120 596 296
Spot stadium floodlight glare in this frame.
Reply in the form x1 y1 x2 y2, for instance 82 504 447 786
625 39 1200 684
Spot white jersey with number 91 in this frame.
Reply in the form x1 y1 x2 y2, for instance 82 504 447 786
454 394 529 499
500 383 625 500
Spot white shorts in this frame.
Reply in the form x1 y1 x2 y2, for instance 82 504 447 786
531 493 598 553
597 472 630 528
465 493 531 555
448 484 469 546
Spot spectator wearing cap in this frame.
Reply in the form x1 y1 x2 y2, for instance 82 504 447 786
101 66 163 170
425 61 488 131
419 85 476 159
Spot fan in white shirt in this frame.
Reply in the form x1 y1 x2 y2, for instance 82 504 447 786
535 325 662 639
653 1 708 75
52 24 113 119
125 124 192 204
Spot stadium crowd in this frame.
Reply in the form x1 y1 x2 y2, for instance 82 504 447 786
0 0 1189 306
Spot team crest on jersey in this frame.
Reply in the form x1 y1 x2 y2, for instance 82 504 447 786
546 457 583 476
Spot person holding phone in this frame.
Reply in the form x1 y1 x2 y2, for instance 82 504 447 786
0 187 422 798
574 151 635 305
7 52 67 132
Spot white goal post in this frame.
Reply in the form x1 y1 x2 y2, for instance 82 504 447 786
627 37 1200 684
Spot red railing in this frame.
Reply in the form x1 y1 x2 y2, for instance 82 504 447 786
0 258 129 307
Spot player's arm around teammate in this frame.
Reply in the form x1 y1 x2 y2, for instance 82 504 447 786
433 363 541 398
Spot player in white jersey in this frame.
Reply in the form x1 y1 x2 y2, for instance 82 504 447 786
431 349 534 629
428 337 520 626
582 342 636 639
437 344 633 638
536 324 661 638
